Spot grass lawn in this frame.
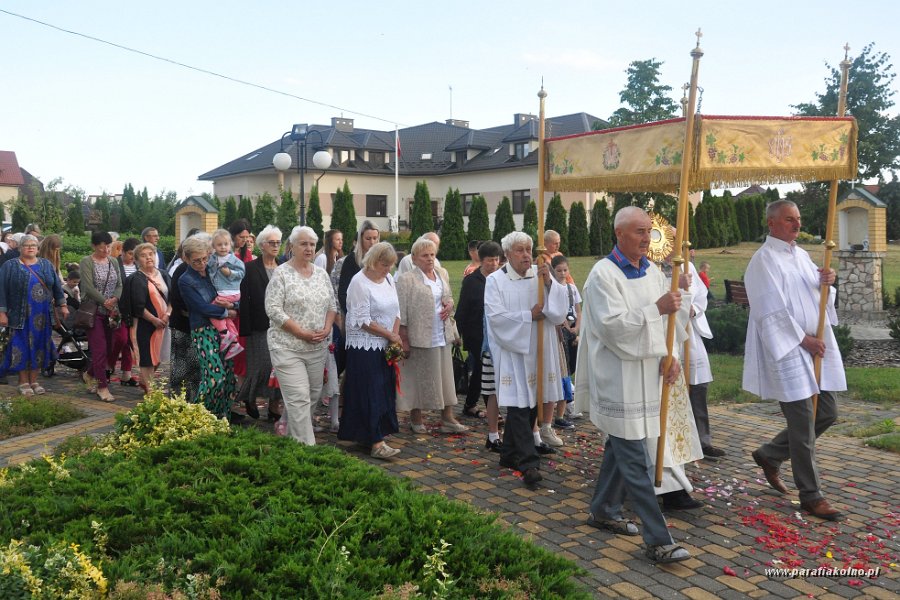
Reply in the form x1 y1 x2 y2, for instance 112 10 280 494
441 241 900 304
0 394 85 440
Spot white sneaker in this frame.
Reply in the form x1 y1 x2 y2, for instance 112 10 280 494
541 425 564 447
565 405 583 419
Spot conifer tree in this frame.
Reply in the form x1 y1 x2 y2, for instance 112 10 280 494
66 195 85 235
94 194 111 231
237 196 254 225
222 197 238 228
253 192 277 234
590 199 613 256
439 187 466 260
568 201 590 256
523 199 538 234
11 196 32 232
544 193 569 254
492 196 516 243
687 202 698 249
467 196 491 243
330 180 358 244
410 181 435 241
276 190 299 233
305 185 324 246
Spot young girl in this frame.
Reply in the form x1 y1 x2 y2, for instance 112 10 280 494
207 229 246 359
550 254 582 427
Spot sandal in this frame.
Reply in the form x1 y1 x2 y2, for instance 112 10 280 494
645 544 691 564
30 383 46 395
462 406 487 419
586 515 640 536
97 388 116 403
17 384 34 397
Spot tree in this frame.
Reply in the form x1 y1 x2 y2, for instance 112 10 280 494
590 199 613 256
467 196 491 243
94 194 111 231
254 192 278 235
330 180 358 245
36 193 65 234
721 191 740 245
608 58 678 127
304 186 323 246
439 187 466 260
237 196 254 225
786 186 828 238
222 197 238 228
544 193 569 254
881 173 900 241
276 190 299 233
10 196 32 232
793 43 900 180
492 196 516 243
65 195 85 236
687 202 698 249
522 200 538 233
568 201 590 257
119 183 136 232
409 181 435 241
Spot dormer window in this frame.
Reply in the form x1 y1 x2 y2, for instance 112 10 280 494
514 142 530 160
370 152 385 167
455 151 466 166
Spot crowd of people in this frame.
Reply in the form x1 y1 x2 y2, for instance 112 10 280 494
0 198 847 563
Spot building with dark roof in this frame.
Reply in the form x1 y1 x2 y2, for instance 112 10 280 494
199 112 610 231
0 151 26 211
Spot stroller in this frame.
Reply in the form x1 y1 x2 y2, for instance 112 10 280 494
43 320 90 377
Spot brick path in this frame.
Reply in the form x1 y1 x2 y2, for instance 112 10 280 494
2 368 898 599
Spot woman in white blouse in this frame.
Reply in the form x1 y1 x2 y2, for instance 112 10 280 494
337 242 402 459
396 236 468 434
265 226 337 445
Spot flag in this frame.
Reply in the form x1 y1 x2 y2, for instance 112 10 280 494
395 130 402 158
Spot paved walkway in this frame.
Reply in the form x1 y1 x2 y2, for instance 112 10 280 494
2 369 898 599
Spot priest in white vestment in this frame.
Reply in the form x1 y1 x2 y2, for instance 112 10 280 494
573 207 692 564
485 232 567 487
744 200 846 521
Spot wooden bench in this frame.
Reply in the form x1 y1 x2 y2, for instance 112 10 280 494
724 279 749 307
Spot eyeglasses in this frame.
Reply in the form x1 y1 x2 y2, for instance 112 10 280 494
264 240 282 246
189 256 207 266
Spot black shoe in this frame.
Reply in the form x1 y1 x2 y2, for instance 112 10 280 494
661 489 704 510
120 378 139 387
522 468 543 486
267 411 282 423
229 411 246 424
485 437 503 453
244 399 260 420
499 457 517 469
702 445 726 458
535 442 556 455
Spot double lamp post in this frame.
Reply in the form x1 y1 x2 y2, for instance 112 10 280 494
272 123 332 226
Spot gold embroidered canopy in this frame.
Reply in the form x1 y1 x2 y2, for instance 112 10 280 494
545 115 857 193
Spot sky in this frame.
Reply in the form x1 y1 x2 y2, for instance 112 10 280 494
3 0 899 200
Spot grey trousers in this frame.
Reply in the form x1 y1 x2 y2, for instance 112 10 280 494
757 391 838 504
689 383 712 447
589 435 673 547
501 406 540 472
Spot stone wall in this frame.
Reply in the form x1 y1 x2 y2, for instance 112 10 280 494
837 250 884 315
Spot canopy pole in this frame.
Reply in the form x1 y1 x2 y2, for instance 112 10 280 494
812 45 851 420
536 85 548 425
655 31 703 487
679 84 693 392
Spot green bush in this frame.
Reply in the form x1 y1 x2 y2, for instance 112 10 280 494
704 303 749 354
0 396 85 440
889 315 900 343
0 428 588 598
832 324 855 357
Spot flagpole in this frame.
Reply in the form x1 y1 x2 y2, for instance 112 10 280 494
812 45 851 420
395 124 400 231
536 85 547 425
655 31 703 487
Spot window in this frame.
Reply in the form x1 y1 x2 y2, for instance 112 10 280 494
514 142 530 160
461 193 478 216
369 152 385 167
455 151 466 166
512 189 530 214
366 195 387 217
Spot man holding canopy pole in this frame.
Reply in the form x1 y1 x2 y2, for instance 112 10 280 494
574 206 693 564
744 199 846 521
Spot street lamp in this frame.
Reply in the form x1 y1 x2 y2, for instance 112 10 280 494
272 123 332 226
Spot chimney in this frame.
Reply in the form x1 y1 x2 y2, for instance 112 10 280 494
332 117 354 133
514 113 536 127
445 118 470 128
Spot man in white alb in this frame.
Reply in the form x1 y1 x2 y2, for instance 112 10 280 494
744 199 846 521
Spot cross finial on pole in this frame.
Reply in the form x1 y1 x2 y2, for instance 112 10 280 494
843 43 850 60
695 28 703 47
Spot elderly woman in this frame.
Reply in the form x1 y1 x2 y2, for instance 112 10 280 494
168 233 205 402
122 243 172 391
0 234 67 395
397 236 467 434
177 234 237 419
265 226 336 445
237 225 283 421
80 231 123 402
338 241 402 459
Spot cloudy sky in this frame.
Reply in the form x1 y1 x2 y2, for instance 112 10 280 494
3 0 898 198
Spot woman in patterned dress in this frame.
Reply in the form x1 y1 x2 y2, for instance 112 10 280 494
265 226 337 445
338 242 402 459
177 235 237 419
0 235 67 396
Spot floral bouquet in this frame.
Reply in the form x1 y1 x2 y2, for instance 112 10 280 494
385 341 404 393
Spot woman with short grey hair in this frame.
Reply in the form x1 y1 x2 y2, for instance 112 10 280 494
266 226 337 444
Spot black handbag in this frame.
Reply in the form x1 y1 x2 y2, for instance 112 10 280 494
73 299 97 330
452 345 469 395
